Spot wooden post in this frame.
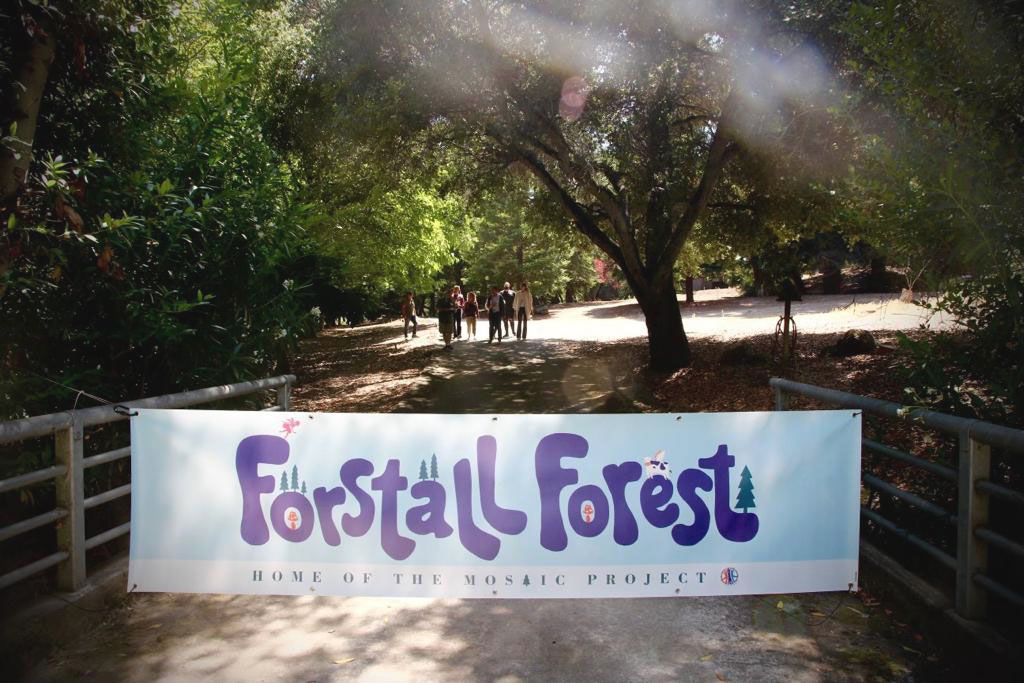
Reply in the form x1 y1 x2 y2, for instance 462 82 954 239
55 415 85 591
956 432 990 619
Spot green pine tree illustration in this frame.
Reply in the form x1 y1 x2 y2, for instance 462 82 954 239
291 465 299 490
418 459 429 480
430 453 439 480
279 471 288 492
735 466 756 512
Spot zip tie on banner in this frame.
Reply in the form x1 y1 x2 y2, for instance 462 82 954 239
113 405 139 417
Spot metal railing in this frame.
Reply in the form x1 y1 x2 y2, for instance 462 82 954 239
770 377 1024 621
0 374 295 593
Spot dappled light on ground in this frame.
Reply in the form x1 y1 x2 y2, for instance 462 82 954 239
30 590 920 682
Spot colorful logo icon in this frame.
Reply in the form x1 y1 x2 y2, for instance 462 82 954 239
720 567 739 585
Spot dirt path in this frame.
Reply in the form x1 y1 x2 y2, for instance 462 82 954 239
28 585 930 682
292 289 945 415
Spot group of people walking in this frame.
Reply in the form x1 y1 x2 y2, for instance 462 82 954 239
401 282 534 350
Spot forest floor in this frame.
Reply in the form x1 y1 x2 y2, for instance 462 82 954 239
26 291 968 682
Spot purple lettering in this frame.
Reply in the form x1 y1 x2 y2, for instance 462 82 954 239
270 492 315 542
371 459 416 560
406 480 453 538
602 462 642 545
640 477 679 528
476 436 527 534
454 458 501 560
672 468 712 546
699 445 759 542
340 458 375 537
312 486 346 546
535 433 588 551
236 435 290 545
568 484 609 538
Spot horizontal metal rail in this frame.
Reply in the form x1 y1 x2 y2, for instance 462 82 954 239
973 573 1024 608
83 446 130 469
0 374 294 596
83 484 131 510
85 522 131 550
0 464 67 494
775 376 1024 623
0 375 295 444
770 377 1024 452
862 438 957 480
976 479 1024 507
0 508 68 543
975 527 1024 559
860 506 957 570
862 474 957 524
0 552 68 591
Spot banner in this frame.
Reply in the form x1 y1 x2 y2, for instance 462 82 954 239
128 409 860 598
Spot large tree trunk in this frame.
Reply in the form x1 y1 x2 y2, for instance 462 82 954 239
1 28 56 203
636 278 689 370
684 276 695 305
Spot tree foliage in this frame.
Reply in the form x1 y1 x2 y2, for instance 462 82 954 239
1 1 324 417
310 0 850 369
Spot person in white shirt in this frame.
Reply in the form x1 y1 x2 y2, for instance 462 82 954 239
513 281 534 340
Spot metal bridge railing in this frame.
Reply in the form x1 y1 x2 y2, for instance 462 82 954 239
770 377 1024 621
0 374 295 593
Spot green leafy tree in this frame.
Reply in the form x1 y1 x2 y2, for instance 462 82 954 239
735 466 755 513
1 0 325 421
464 180 598 302
314 1 846 369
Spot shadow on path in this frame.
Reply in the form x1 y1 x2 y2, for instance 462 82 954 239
394 337 649 414
28 585 911 682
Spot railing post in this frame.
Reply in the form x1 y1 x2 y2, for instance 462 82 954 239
956 432 990 619
55 414 85 591
277 379 291 412
772 385 789 411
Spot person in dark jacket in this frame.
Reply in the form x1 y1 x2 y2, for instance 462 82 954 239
499 281 516 338
485 286 504 343
437 289 454 350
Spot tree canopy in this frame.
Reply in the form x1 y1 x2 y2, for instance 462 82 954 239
2 0 1022 415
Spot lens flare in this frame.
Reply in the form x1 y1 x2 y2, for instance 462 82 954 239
559 76 588 121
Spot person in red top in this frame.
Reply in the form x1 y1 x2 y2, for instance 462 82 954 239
400 291 417 340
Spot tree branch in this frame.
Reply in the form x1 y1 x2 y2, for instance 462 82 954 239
510 147 627 272
653 93 740 282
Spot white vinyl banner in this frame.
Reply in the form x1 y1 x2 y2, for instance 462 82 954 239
128 410 861 598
